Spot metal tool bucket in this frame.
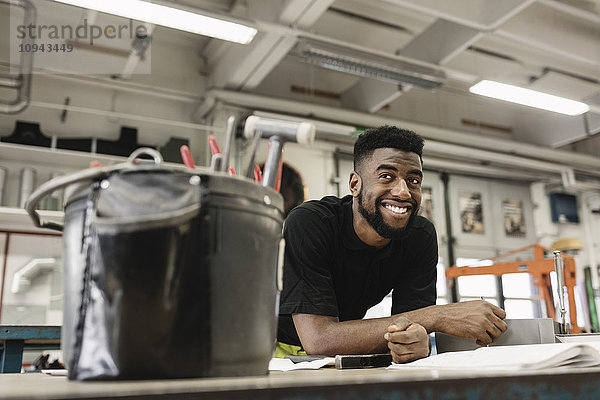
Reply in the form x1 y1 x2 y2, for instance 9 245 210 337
26 149 284 380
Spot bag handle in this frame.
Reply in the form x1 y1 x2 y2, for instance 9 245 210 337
25 148 163 232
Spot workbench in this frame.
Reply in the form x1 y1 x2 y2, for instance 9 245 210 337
0 325 61 373
2 366 600 399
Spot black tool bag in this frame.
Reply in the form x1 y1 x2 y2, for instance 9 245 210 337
27 149 284 380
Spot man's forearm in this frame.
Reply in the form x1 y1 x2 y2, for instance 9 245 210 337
295 300 507 356
397 301 508 345
293 313 399 356
397 304 443 333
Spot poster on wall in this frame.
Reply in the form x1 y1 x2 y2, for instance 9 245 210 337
419 187 434 222
503 198 526 238
459 192 484 234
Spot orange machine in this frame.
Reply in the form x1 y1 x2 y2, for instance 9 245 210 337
445 244 579 333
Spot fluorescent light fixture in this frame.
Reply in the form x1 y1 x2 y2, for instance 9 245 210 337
469 80 590 116
294 40 445 89
52 0 257 44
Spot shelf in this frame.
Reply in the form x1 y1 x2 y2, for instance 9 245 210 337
0 142 126 170
0 142 188 209
0 207 63 234
0 142 187 170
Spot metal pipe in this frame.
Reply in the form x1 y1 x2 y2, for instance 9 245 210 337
263 137 284 189
29 72 200 103
0 75 21 88
425 141 581 175
29 100 218 132
0 0 36 114
245 128 263 179
441 172 458 303
220 115 236 172
202 89 600 172
553 250 569 334
424 157 557 181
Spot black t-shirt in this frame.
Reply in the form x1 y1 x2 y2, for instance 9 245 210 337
277 195 438 347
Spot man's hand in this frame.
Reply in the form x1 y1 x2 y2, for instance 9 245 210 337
436 300 507 346
384 317 429 364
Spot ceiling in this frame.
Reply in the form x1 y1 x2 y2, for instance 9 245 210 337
201 0 600 149
1 0 600 182
200 0 600 150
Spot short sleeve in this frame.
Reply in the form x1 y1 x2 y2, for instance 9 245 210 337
279 207 339 317
391 220 438 314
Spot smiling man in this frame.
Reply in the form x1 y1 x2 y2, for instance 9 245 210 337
276 126 507 363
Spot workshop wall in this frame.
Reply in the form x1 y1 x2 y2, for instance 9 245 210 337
0 233 62 325
0 131 598 327
449 175 536 253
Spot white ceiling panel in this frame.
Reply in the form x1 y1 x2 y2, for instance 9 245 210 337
529 71 600 101
379 0 534 27
443 49 523 84
310 10 414 54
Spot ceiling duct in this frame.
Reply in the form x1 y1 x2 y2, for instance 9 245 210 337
292 39 446 90
0 0 36 114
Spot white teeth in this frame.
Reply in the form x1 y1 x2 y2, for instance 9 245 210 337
384 204 408 214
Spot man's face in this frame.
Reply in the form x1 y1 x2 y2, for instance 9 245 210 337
354 148 422 239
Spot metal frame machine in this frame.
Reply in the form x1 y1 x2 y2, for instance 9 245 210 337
445 244 579 333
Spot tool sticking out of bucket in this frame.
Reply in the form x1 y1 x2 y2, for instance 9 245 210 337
206 116 237 175
553 250 570 334
243 116 315 189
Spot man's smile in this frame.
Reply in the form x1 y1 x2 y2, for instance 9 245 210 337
380 200 414 218
383 203 409 215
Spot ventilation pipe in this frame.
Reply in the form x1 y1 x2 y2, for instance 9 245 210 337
198 89 600 174
0 0 36 114
11 258 56 294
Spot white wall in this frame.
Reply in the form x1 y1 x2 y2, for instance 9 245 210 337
449 175 537 264
0 233 62 325
581 193 600 285
1 114 599 328
532 184 600 286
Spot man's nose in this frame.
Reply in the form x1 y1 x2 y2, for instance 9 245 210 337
392 179 411 200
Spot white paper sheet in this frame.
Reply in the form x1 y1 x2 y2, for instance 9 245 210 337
41 369 68 376
388 343 600 370
269 357 335 371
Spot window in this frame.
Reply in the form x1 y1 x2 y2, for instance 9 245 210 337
502 273 540 318
455 258 497 304
436 257 448 305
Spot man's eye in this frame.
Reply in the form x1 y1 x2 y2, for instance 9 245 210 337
379 173 392 179
408 178 421 185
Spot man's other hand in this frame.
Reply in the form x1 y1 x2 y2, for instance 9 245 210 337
438 300 507 346
384 317 429 364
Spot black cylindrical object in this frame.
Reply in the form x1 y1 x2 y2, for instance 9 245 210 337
28 158 284 380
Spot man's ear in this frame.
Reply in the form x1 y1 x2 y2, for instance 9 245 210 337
349 171 361 198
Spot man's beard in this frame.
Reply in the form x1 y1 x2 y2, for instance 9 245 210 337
357 189 417 239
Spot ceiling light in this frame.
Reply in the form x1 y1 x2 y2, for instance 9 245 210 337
469 80 590 116
294 40 445 90
52 0 257 44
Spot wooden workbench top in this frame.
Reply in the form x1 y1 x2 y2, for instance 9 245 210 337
3 366 600 400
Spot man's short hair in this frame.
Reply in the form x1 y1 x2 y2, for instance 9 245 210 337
353 125 424 171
